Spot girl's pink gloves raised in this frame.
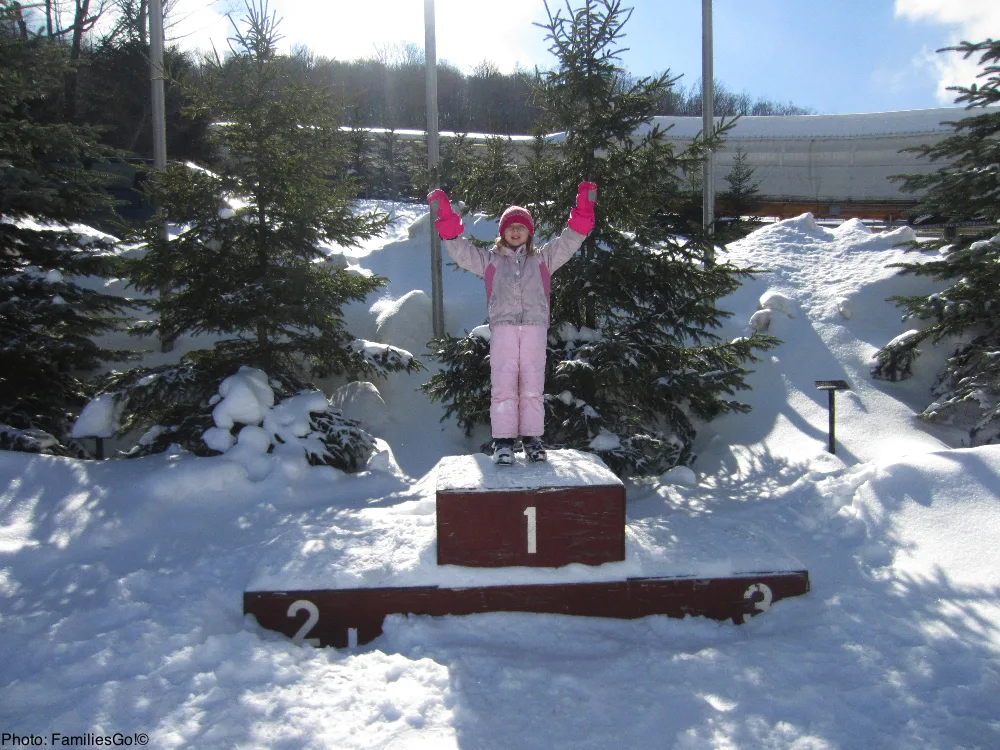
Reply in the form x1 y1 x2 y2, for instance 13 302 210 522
567 181 598 235
427 189 463 240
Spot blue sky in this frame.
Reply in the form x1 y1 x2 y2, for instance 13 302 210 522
173 0 1000 115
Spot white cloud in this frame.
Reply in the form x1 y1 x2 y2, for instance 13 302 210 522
926 45 989 104
894 0 1000 104
167 1 237 55
894 0 1000 28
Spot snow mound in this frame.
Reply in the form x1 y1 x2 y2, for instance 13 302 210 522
372 289 433 353
847 445 1000 589
658 465 698 486
366 438 406 477
833 217 873 235
759 290 797 317
333 381 389 430
777 211 822 235
212 367 274 429
71 393 120 439
749 308 772 331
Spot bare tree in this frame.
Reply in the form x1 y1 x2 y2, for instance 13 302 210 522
63 0 111 119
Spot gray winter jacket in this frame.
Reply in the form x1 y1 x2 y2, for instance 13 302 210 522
443 227 586 327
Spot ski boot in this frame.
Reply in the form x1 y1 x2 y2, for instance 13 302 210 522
523 437 547 463
492 438 516 466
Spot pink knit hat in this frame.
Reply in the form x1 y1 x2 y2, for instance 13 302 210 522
499 205 534 237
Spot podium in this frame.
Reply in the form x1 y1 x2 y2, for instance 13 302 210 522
436 452 625 567
244 450 809 647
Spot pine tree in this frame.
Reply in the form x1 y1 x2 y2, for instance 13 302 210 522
345 115 374 198
720 146 763 232
107 1 419 468
424 0 776 475
372 128 408 199
873 39 1000 444
0 9 136 456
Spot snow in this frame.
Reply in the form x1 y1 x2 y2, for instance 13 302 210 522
332 381 390 430
3 207 1000 748
212 367 275 430
436 450 621 492
70 393 120 439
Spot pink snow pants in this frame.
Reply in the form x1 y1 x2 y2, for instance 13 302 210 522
490 324 547 439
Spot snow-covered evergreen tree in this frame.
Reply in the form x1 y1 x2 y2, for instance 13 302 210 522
0 14 135 456
424 0 776 475
873 39 1000 444
107 2 419 468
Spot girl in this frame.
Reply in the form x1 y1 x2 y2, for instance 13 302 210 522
427 181 598 466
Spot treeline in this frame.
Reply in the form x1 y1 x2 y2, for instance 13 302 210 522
5 1 809 170
285 42 812 135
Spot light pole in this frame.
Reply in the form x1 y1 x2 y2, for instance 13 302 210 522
701 0 715 267
149 0 166 177
425 0 445 338
149 0 173 351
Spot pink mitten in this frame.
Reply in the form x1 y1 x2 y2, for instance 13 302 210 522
427 189 463 240
567 181 598 235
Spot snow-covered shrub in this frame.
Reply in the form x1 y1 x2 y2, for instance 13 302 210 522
0 423 88 458
875 40 1000 443
423 324 738 476
92 358 376 471
202 370 376 473
300 405 375 471
871 329 921 382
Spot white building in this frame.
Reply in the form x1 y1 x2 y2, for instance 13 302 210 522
641 107 999 221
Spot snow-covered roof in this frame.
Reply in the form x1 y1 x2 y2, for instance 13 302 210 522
646 106 999 141
340 126 538 143
343 107 1000 145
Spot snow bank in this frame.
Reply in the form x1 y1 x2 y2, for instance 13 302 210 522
4 207 1000 749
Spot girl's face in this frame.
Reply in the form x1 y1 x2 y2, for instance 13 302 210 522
503 223 531 247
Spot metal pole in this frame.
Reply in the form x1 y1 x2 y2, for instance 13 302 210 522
828 390 836 454
425 0 445 338
150 0 166 176
701 0 715 266
149 0 173 351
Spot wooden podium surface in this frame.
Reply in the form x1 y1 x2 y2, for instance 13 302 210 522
435 451 625 567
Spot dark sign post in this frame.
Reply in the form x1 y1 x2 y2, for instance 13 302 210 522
815 380 851 454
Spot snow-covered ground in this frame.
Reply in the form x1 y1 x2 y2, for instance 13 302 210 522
2 206 999 749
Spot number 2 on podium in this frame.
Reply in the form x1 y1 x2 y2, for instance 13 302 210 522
523 506 537 554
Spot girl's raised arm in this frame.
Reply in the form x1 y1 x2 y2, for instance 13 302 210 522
567 181 598 235
427 189 463 240
540 181 598 273
427 189 488 277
